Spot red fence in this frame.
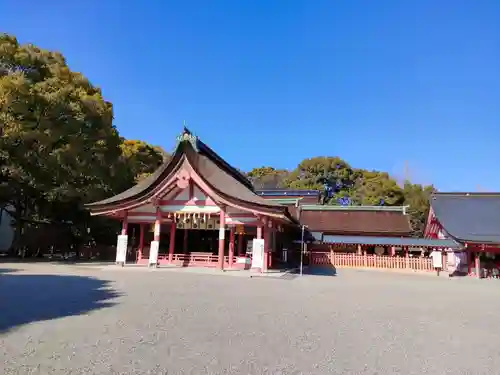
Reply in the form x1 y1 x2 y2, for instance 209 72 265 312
311 252 434 272
142 252 236 267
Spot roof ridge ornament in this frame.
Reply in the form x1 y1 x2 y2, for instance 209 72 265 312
175 122 199 152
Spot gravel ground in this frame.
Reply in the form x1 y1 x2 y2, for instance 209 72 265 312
1 264 500 375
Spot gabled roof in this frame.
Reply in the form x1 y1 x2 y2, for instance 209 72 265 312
430 192 500 244
86 128 296 222
299 205 411 236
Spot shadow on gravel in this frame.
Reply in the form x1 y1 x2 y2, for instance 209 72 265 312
301 266 337 277
0 273 120 334
280 266 337 280
0 268 20 274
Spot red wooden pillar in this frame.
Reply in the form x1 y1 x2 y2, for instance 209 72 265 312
153 210 161 242
269 223 276 269
121 214 128 235
168 221 176 263
218 209 226 270
149 208 161 267
467 249 471 275
237 233 244 256
137 223 145 262
229 226 235 268
263 222 271 272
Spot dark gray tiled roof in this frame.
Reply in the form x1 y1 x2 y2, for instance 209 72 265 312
85 128 291 219
431 193 500 244
322 235 461 249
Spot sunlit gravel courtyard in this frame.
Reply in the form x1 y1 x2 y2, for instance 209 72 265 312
1 263 500 375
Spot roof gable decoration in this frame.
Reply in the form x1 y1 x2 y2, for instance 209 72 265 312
175 128 199 152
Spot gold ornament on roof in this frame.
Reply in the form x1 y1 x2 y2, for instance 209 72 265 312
175 124 199 152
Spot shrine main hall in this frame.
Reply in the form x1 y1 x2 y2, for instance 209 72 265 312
86 128 300 272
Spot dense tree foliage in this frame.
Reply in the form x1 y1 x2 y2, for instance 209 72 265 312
120 139 168 183
247 157 433 236
247 167 289 189
402 182 436 237
0 34 165 254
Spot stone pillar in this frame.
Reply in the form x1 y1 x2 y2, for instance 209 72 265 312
475 252 481 279
116 213 128 266
257 225 262 239
229 226 235 268
168 220 176 263
218 209 226 270
263 219 272 272
137 223 145 262
149 208 161 267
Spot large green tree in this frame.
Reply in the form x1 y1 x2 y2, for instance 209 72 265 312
0 33 124 202
119 139 167 184
402 182 435 237
0 34 130 250
247 166 289 189
351 170 405 206
285 157 356 203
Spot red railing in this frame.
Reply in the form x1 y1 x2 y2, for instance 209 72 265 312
311 252 434 272
167 253 237 267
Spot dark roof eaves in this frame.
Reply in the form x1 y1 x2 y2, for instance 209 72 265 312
196 138 254 191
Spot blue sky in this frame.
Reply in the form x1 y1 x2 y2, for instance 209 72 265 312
2 1 499 191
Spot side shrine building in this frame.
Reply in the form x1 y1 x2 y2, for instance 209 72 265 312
86 128 459 273
425 192 500 277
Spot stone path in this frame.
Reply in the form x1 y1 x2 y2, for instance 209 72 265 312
1 263 499 374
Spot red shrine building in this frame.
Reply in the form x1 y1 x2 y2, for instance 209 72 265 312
425 192 500 277
86 129 299 272
86 128 459 273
